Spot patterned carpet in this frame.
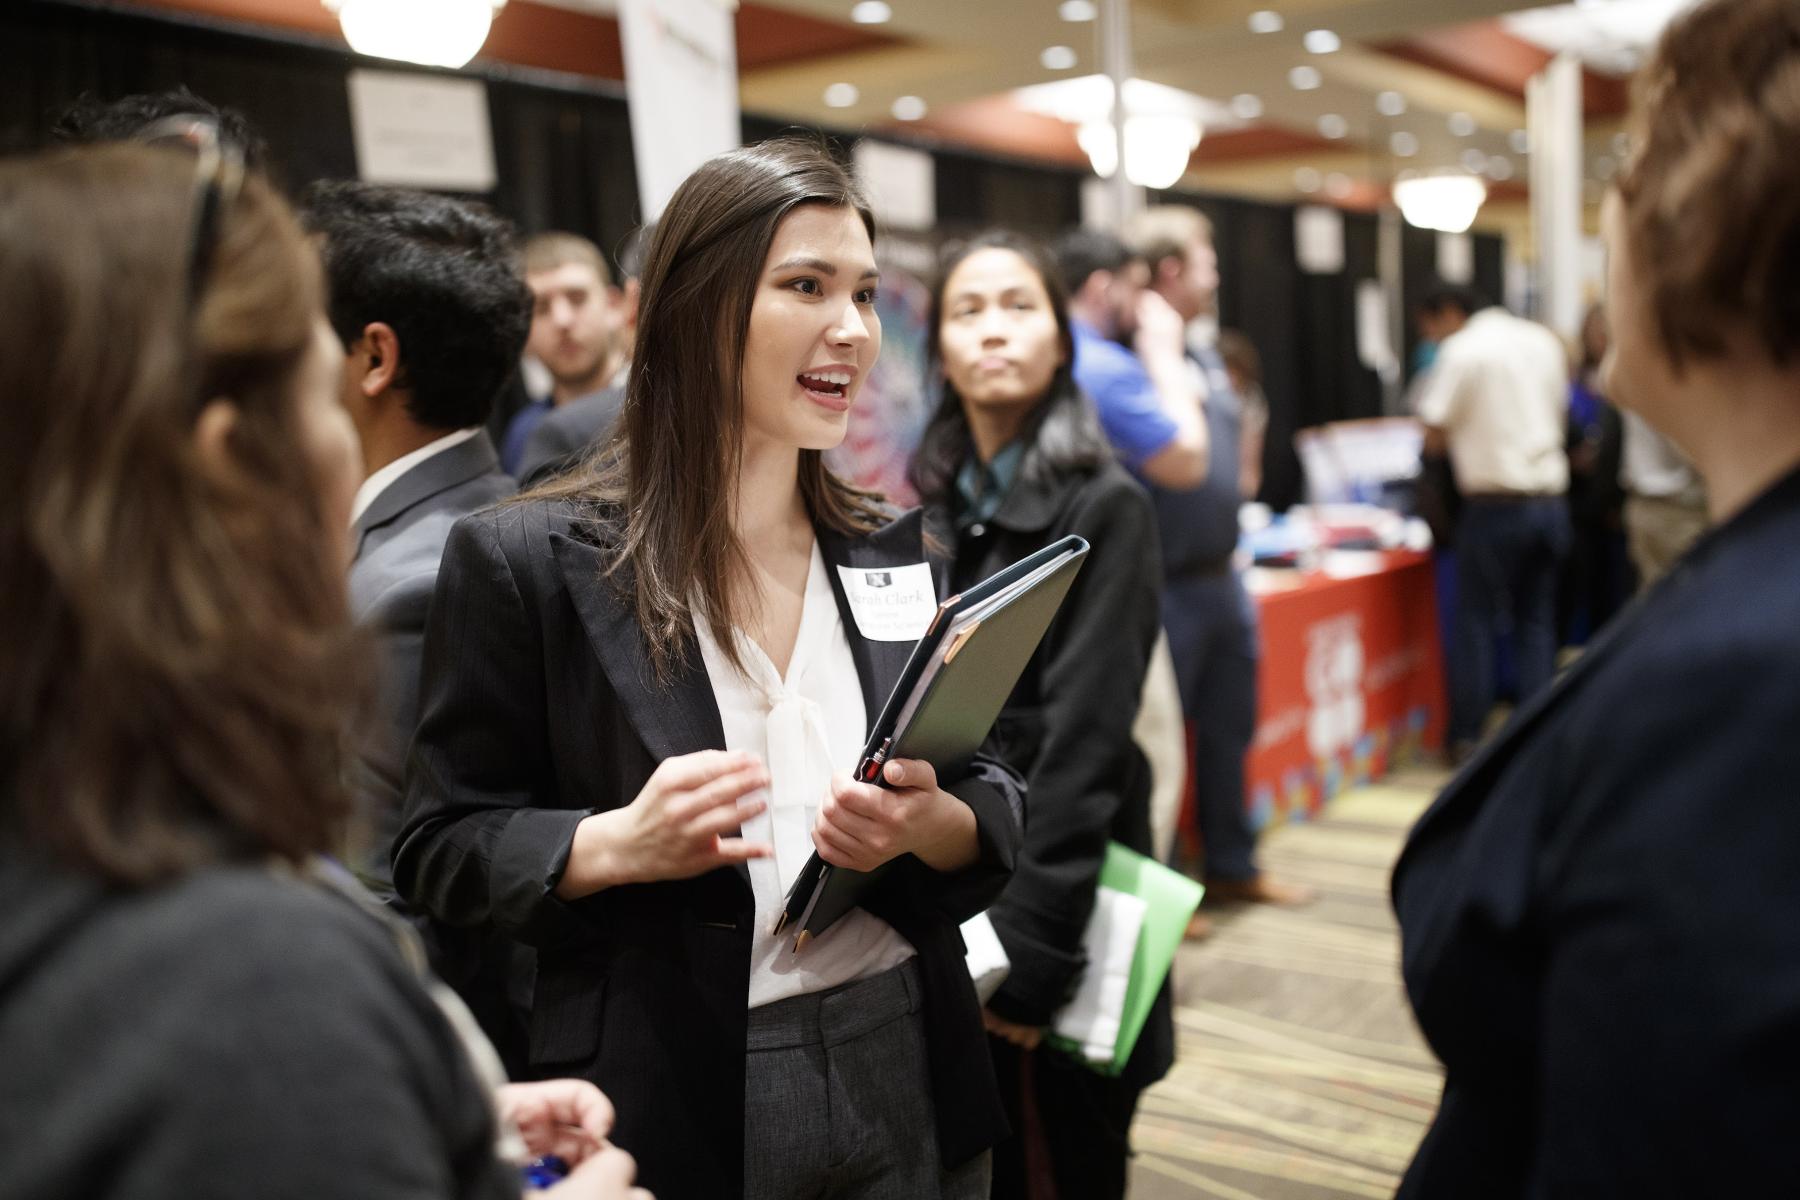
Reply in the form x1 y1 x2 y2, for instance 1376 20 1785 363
1127 768 1447 1200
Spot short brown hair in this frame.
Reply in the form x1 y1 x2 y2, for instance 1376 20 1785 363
1617 0 1800 367
523 231 612 287
0 145 362 884
1125 204 1215 274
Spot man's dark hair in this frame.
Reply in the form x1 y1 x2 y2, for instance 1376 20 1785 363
302 181 533 432
1052 227 1138 297
53 88 270 171
1416 282 1490 320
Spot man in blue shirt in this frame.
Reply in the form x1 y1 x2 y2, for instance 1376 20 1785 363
1060 219 1311 912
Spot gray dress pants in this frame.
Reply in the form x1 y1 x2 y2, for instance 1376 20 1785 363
744 959 992 1200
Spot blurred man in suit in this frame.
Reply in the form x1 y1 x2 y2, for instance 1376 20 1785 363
303 182 529 887
504 231 630 477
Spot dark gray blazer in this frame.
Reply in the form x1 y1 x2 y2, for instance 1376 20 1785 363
516 384 624 487
348 431 514 890
394 500 1025 1199
1393 464 1800 1197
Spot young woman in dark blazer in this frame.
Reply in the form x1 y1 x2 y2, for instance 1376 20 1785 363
395 140 1024 1200
912 231 1172 1200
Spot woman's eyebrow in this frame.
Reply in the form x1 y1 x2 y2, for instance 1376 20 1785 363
769 256 880 281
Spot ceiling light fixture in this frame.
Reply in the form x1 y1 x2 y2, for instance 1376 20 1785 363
851 1 892 23
1318 113 1347 139
1447 111 1477 137
325 0 505 69
1393 171 1487 232
1289 65 1322 90
891 95 927 121
1510 128 1530 154
1294 166 1322 192
1231 93 1264 120
1461 147 1489 173
1077 114 1202 189
1041 45 1078 70
1304 29 1341 53
1059 0 1097 21
1249 10 1284 34
824 82 860 108
1487 155 1514 181
1390 131 1418 157
1376 90 1406 117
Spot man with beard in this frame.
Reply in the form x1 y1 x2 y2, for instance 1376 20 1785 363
501 232 627 475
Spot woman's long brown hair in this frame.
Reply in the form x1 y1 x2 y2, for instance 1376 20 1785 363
529 137 888 680
0 145 362 884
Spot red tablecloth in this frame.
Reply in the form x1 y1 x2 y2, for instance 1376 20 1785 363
1239 550 1447 830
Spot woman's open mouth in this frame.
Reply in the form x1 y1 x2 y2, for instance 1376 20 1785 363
799 369 853 411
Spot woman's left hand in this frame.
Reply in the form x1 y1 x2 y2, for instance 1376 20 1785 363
498 1079 616 1166
812 758 978 873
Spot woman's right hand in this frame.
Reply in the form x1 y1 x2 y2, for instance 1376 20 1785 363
541 1143 651 1200
556 750 773 898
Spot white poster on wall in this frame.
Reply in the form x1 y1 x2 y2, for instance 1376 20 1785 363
1295 205 1345 274
1436 231 1474 284
618 0 740 222
347 69 496 192
853 139 935 232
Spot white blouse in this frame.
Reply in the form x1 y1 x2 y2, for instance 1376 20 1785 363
692 542 916 1009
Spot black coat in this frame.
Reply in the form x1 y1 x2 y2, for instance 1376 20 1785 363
1393 464 1800 1197
927 457 1175 1089
394 500 1024 1198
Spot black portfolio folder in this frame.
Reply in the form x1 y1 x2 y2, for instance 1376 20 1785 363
775 534 1090 950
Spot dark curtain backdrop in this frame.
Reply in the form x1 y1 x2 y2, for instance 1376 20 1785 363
5 0 1504 509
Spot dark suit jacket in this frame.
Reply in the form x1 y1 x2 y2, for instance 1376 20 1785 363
927 458 1175 1089
348 431 515 891
1393 464 1800 1197
516 384 624 487
394 499 1025 1198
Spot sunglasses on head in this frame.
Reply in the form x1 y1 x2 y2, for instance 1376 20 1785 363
133 115 247 307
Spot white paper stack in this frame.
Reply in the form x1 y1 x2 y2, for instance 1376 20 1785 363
1050 886 1147 1065
961 910 1012 1005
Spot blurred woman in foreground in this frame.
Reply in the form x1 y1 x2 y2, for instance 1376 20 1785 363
1393 0 1800 1193
0 140 640 1199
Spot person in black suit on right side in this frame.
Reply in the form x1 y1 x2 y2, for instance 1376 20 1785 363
912 230 1172 1200
1393 0 1800 1193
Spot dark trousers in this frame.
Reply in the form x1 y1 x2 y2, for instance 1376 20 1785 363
989 1039 1144 1200
1450 497 1572 744
1163 569 1261 882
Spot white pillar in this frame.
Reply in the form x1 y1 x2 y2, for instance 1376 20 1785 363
1526 52 1583 338
1100 0 1142 228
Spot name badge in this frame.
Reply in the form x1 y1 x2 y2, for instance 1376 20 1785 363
835 562 938 642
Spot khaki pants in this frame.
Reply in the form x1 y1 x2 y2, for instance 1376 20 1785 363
1625 492 1709 588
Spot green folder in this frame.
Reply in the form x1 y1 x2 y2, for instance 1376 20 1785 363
1048 841 1204 1076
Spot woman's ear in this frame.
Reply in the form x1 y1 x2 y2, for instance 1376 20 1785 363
192 398 242 482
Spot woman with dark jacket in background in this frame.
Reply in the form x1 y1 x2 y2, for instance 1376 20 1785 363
912 230 1172 1200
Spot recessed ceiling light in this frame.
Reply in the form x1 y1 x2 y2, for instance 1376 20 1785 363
1318 113 1348 139
1059 0 1097 21
1294 166 1322 192
1249 10 1284 34
1231 93 1264 120
1376 90 1406 117
891 95 927 121
1325 172 1353 198
824 82 860 108
1488 155 1514 181
1391 131 1419 157
1448 111 1477 137
1510 128 1530 154
1461 147 1489 173
1304 29 1341 54
850 0 891 23
1040 44 1077 70
1289 65 1322 90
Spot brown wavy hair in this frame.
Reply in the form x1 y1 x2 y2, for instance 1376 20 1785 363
0 145 363 884
1618 0 1800 368
528 137 888 680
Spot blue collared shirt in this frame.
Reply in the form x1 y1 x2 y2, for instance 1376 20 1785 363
954 439 1026 531
1069 319 1179 469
